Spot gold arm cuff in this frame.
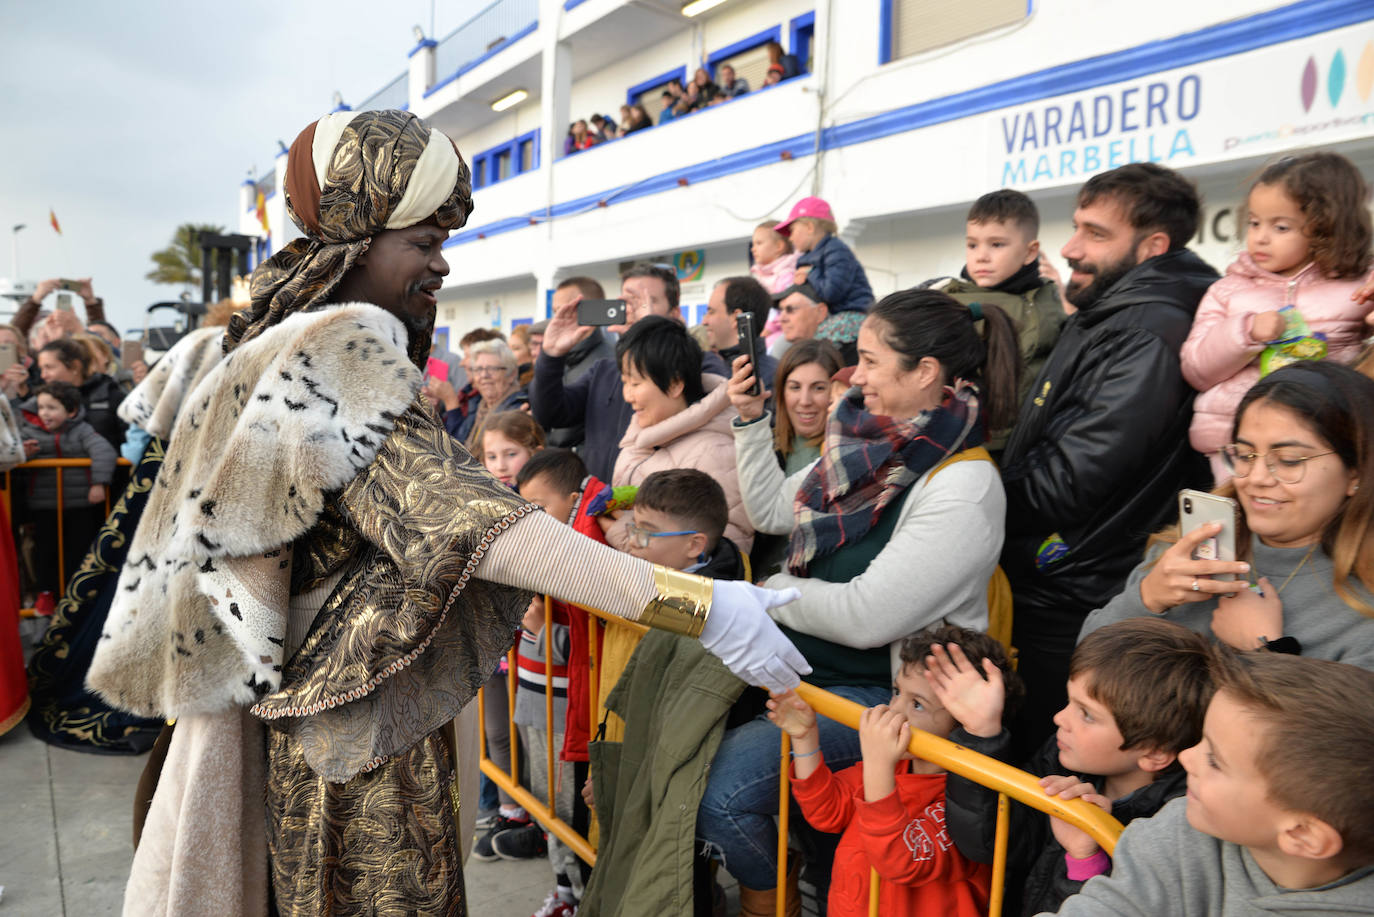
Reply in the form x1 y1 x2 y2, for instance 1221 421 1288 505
639 565 714 638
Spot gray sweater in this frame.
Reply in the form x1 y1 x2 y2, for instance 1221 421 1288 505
1079 536 1374 671
1042 798 1374 916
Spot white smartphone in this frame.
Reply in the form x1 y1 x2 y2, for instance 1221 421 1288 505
1178 489 1238 581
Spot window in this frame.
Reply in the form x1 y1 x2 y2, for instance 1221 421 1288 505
469 129 540 190
790 12 815 75
883 0 1027 63
707 26 781 94
627 66 687 111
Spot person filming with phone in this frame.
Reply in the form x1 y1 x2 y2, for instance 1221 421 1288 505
1080 362 1374 669
701 276 778 390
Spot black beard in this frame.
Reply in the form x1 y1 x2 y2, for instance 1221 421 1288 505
1065 252 1139 310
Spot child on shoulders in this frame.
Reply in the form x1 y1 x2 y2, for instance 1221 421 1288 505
1181 152 1374 483
1045 649 1374 916
769 625 1020 917
776 197 875 315
925 189 1064 451
929 618 1212 917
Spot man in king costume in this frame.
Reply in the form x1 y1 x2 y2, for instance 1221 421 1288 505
87 109 808 916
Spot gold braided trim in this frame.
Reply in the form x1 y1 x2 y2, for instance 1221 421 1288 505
250 503 537 724
639 565 713 638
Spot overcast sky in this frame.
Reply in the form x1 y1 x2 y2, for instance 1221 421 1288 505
0 0 477 333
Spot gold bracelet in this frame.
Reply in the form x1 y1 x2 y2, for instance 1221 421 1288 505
639 565 714 638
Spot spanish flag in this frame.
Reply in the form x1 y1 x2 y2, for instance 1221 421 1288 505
255 188 270 235
49 209 61 235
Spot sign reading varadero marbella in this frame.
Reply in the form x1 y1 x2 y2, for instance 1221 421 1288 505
996 25 1374 191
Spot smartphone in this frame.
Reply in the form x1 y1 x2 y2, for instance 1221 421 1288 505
0 342 16 375
577 299 627 326
58 279 83 293
55 293 75 312
1178 489 1238 581
121 339 144 367
735 311 762 396
424 356 449 383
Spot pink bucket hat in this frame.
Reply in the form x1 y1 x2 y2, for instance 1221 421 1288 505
774 196 835 236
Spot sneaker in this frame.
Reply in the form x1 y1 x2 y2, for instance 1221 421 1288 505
491 821 548 860
471 813 531 862
531 890 577 917
474 808 500 831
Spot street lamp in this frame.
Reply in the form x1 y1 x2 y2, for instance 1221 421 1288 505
10 224 25 282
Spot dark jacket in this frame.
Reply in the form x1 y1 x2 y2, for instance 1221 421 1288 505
79 372 127 447
530 348 727 484
18 400 118 510
797 234 874 314
945 727 1187 917
695 534 747 581
447 386 529 444
998 250 1216 640
545 329 616 449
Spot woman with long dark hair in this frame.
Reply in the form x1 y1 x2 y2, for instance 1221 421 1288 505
708 288 1022 910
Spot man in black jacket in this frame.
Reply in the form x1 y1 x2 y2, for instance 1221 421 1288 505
701 276 778 390
999 163 1216 754
530 263 725 482
540 277 616 449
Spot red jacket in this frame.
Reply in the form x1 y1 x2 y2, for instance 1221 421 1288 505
791 760 990 917
559 475 610 762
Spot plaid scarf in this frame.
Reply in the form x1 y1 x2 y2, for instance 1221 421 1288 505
786 382 983 575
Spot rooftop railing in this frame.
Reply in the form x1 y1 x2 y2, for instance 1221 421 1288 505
357 71 410 112
431 0 539 91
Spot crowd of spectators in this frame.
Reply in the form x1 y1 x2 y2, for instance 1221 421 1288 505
425 153 1374 917
11 144 1374 917
562 40 803 159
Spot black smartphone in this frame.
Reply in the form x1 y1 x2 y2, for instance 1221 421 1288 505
735 311 761 396
577 298 628 326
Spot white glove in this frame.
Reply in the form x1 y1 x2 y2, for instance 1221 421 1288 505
700 580 811 693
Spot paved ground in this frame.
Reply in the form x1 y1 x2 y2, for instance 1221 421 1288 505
0 721 553 916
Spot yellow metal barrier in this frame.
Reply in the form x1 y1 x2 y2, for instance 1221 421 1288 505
477 600 1125 917
5 457 134 615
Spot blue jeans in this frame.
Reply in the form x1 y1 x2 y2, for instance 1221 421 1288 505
697 683 891 889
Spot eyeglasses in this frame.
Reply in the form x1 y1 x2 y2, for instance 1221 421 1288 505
470 365 507 377
1220 444 1336 484
625 521 698 549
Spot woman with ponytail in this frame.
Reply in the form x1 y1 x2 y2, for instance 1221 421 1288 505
700 288 1022 910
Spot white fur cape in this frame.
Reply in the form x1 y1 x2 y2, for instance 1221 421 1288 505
87 304 421 718
117 324 228 439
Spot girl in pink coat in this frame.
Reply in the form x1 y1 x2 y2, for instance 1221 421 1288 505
750 221 800 349
1181 152 1374 482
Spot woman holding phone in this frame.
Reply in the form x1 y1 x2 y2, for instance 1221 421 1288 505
1080 362 1374 667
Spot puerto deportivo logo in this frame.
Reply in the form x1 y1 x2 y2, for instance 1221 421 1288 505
1226 40 1374 151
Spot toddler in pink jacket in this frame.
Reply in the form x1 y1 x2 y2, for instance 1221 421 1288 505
1181 152 1374 482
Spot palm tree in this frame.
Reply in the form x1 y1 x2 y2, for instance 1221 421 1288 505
146 223 225 290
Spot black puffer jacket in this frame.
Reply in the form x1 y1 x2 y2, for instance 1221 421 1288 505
78 372 127 448
999 250 1216 640
944 727 1188 917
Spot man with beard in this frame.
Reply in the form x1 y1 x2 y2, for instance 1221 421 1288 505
86 109 807 917
997 163 1217 756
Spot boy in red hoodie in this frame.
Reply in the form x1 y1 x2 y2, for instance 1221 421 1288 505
768 625 1021 917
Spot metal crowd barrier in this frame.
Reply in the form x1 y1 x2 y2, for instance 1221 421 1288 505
4 457 134 615
478 598 1125 917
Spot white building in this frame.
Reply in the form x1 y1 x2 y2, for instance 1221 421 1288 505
237 0 1374 347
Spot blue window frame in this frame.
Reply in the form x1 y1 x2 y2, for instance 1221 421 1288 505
705 25 782 78
627 66 687 107
789 11 815 75
469 128 541 191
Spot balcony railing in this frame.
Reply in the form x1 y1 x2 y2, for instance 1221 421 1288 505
357 71 409 112
431 0 539 92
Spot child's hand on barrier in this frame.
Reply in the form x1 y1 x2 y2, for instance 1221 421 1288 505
22 439 38 458
766 690 817 741
581 776 594 810
1041 774 1111 861
925 643 1004 738
521 595 545 634
88 484 107 505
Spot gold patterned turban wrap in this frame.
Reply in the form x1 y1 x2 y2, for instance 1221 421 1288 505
229 109 473 361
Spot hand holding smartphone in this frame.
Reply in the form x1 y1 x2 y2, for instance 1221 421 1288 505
576 299 628 326
735 311 762 396
121 339 145 367
1178 489 1238 581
